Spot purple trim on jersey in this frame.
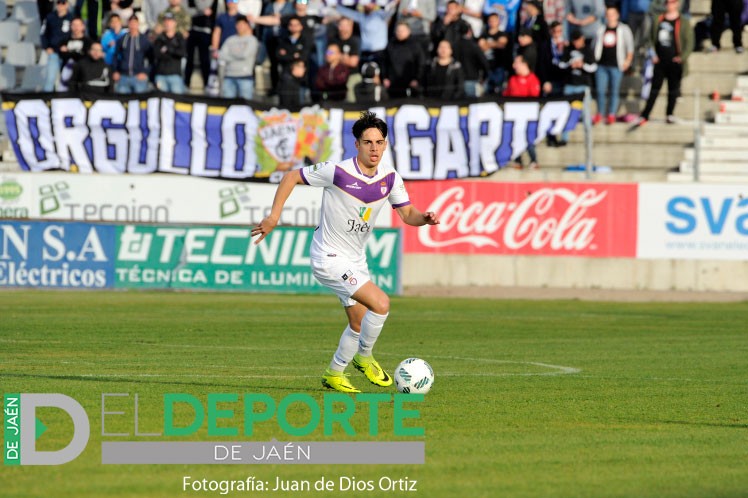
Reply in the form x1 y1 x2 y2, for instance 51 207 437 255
392 201 411 209
299 168 309 185
333 166 395 204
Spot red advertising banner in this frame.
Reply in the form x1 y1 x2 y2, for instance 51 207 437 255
394 181 638 257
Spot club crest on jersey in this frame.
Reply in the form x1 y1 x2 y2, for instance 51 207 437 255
358 207 372 222
380 180 387 195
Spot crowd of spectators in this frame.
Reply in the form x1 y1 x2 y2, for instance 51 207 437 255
27 0 748 115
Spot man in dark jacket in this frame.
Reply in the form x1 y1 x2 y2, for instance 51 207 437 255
113 15 152 94
153 13 187 94
69 42 113 93
383 21 425 99
41 0 74 91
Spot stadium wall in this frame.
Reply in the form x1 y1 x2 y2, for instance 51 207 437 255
1 174 746 293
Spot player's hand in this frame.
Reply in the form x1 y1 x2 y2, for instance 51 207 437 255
423 211 440 225
251 216 278 244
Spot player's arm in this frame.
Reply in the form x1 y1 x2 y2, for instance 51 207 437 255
251 169 305 243
395 204 439 227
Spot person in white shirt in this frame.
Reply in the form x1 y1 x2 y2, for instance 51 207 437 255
252 111 440 393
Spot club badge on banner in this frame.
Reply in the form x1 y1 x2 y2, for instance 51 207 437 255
394 180 638 257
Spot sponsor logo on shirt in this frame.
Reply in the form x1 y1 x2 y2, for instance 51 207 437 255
346 181 362 190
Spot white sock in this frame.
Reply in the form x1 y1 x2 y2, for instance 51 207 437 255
358 310 389 357
329 325 360 372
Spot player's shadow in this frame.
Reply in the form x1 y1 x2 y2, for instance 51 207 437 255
659 419 748 429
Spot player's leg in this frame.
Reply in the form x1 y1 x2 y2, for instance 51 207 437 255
311 258 369 393
350 282 393 387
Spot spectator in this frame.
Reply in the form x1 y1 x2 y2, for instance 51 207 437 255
565 0 605 43
462 0 487 40
520 0 550 44
335 0 398 68
355 61 388 103
247 0 295 94
143 0 172 33
59 17 92 90
69 42 113 93
213 0 242 50
708 0 745 52
383 21 426 98
106 0 135 23
329 17 361 102
544 0 566 24
483 0 522 37
543 20 568 95
101 13 127 66
219 14 259 99
41 0 74 92
278 59 307 107
74 0 103 39
516 26 538 71
153 13 187 93
556 30 596 143
276 15 313 83
504 54 541 168
253 0 325 84
592 6 634 125
432 0 471 53
636 0 693 125
314 42 351 101
397 0 438 56
237 0 262 17
38 0 56 23
185 1 219 90
479 12 513 94
620 0 651 69
455 24 491 97
155 0 192 38
424 39 465 99
114 15 152 94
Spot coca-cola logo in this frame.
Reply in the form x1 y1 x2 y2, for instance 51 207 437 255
418 186 607 251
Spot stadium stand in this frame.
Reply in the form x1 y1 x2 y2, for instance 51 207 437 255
8 0 37 24
0 19 21 47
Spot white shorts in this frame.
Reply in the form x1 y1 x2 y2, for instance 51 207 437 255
311 255 370 307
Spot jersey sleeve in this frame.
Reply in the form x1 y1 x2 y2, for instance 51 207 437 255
300 160 336 187
388 172 411 209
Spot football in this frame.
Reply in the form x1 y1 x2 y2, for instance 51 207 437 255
394 358 434 394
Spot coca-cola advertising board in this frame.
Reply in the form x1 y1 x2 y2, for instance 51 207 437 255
394 181 638 257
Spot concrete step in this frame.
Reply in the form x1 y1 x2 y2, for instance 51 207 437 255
679 160 748 174
684 147 748 161
688 50 748 74
716 101 748 113
682 73 739 95
702 124 748 139
540 142 684 169
0 161 20 173
738 75 748 89
570 120 695 144
689 0 711 15
714 112 748 124
667 171 748 182
488 167 668 183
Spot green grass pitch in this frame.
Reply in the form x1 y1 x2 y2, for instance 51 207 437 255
1 290 747 498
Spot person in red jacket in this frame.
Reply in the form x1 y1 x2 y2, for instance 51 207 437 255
313 42 351 102
504 54 541 169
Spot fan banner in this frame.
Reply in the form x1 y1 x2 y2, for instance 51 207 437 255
394 180 638 257
1 92 582 182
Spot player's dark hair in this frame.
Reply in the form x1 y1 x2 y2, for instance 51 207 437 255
352 111 387 140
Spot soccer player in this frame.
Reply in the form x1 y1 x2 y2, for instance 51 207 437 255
251 111 440 393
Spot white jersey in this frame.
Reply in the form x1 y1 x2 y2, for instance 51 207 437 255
300 156 411 263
